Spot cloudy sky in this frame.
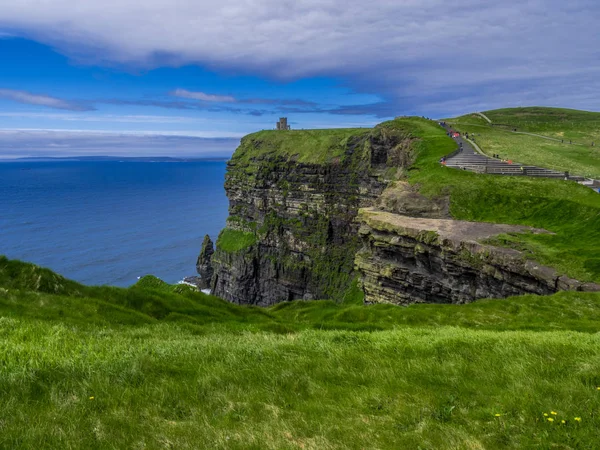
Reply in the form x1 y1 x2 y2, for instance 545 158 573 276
0 0 598 158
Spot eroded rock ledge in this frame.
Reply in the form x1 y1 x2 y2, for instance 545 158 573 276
356 208 600 305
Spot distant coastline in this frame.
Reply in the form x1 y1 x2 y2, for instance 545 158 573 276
1 156 230 162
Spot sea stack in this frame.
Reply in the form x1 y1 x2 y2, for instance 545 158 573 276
196 234 214 289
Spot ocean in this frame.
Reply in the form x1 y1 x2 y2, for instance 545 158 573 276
0 160 229 287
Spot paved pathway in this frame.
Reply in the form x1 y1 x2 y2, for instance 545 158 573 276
440 123 583 181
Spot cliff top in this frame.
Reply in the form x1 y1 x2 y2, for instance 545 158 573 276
232 127 371 164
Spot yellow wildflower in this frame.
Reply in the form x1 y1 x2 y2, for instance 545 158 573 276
597 387 600 390
574 417 582 422
89 396 95 400
547 418 554 422
551 411 557 415
561 420 566 424
543 413 548 417
494 414 501 417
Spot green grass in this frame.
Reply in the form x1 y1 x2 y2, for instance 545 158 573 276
485 107 600 139
2 257 600 448
4 256 600 334
4 320 600 449
383 117 600 283
216 228 257 253
447 108 600 178
232 128 371 164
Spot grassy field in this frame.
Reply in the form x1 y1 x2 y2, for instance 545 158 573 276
446 108 600 178
2 257 600 449
485 107 600 142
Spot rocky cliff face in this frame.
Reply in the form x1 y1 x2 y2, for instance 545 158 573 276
355 209 600 304
206 120 599 306
210 125 417 305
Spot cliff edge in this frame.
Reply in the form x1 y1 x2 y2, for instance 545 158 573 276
205 118 600 305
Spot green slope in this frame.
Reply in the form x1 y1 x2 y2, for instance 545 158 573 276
2 258 600 448
447 107 600 178
485 107 600 139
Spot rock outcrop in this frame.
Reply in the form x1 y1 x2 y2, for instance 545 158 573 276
196 234 214 290
356 208 600 304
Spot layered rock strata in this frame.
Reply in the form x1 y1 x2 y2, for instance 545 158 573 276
210 126 417 305
356 208 600 305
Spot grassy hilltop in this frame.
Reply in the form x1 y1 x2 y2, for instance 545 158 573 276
447 107 600 178
2 112 600 448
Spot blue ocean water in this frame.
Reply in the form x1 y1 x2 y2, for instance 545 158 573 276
0 160 229 287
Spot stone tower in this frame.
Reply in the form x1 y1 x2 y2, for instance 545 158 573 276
276 117 290 130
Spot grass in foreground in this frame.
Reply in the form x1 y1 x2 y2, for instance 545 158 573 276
1 257 600 449
447 107 600 178
3 319 600 449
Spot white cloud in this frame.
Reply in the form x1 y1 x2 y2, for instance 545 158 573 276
171 89 235 103
0 0 599 115
0 89 92 111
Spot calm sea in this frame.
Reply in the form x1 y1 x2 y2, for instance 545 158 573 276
0 160 229 287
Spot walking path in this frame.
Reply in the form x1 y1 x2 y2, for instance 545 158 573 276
476 112 492 123
439 123 587 182
464 137 485 156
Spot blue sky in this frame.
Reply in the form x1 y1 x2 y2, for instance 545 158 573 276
0 0 599 158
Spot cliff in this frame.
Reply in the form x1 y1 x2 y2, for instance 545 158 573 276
206 118 600 306
210 125 422 305
356 209 599 305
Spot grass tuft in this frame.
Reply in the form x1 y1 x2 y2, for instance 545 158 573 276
216 228 257 253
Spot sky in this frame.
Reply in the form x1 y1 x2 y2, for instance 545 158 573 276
0 0 599 158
